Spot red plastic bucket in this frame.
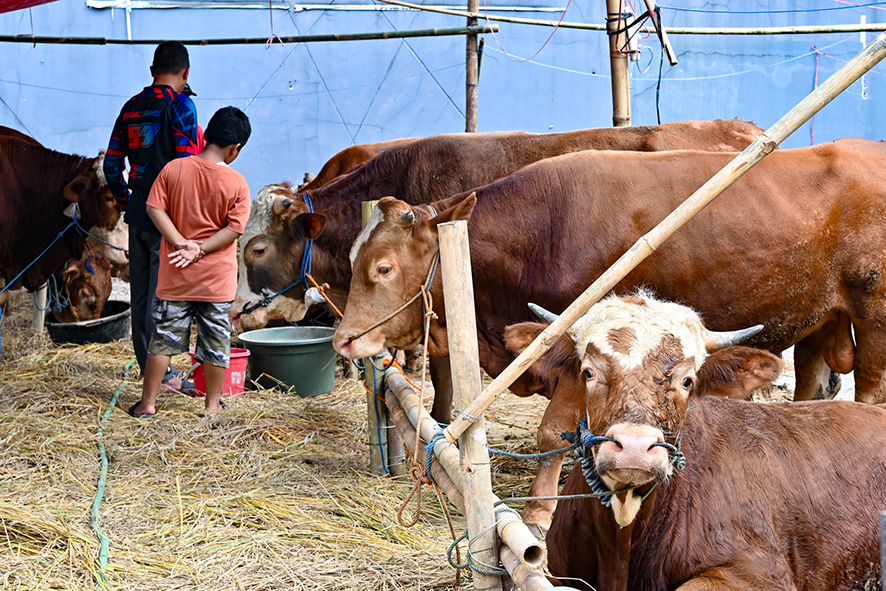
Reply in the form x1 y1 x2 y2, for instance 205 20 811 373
188 348 251 397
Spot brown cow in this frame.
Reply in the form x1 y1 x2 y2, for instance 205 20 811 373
507 293 886 591
49 251 113 323
232 119 763 333
334 139 886 528
297 138 417 194
0 135 120 305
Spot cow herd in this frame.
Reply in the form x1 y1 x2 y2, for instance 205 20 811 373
6 118 886 589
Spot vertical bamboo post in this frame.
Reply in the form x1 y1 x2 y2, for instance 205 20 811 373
606 0 631 127
438 220 501 591
442 29 886 445
465 0 480 132
362 200 389 476
31 284 47 335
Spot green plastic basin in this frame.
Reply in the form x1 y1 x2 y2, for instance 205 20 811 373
237 326 337 397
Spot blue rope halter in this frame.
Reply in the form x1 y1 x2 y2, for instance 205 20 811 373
241 192 314 316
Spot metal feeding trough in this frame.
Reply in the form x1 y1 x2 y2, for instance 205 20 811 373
44 300 131 345
236 326 338 397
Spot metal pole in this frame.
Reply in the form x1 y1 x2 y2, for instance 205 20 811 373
31 284 47 335
361 201 390 477
606 0 631 127
438 221 501 591
881 511 886 591
442 30 886 445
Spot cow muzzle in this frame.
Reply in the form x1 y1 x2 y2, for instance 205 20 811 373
596 423 671 487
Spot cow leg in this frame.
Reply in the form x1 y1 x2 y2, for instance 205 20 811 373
850 322 886 404
428 355 453 424
792 329 841 401
676 553 794 591
521 387 583 534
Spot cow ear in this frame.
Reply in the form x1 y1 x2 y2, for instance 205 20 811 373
63 176 91 203
504 321 579 391
697 346 784 400
289 212 326 239
430 191 477 226
61 262 80 281
93 252 113 270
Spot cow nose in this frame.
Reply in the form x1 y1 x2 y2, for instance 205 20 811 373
602 427 666 473
332 333 356 357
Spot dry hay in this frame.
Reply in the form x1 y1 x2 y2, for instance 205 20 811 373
0 291 547 590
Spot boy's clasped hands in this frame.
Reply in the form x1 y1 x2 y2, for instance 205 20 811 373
169 240 205 268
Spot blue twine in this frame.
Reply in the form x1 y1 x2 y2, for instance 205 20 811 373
0 218 79 359
425 431 445 483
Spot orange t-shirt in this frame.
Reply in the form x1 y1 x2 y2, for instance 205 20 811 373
147 156 251 302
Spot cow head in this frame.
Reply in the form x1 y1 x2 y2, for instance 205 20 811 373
504 292 782 527
68 153 121 232
51 252 113 323
333 192 477 359
231 182 312 331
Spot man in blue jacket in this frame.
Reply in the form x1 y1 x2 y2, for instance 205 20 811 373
104 41 200 394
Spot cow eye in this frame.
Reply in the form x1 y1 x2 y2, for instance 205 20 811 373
582 368 596 381
378 265 393 276
681 376 694 389
253 247 266 257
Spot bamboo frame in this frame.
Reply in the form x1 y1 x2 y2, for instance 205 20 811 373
441 30 886 446
377 1 886 36
385 370 547 574
0 25 497 45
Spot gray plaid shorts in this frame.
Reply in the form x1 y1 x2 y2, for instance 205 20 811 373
148 299 233 368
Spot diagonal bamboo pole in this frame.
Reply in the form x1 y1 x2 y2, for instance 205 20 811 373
442 30 886 445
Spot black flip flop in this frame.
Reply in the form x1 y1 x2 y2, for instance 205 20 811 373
127 402 155 419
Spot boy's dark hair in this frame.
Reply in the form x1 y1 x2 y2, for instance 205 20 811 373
204 107 252 149
152 41 189 75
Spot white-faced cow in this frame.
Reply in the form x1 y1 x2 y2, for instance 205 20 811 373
508 293 886 591
0 135 120 306
334 139 886 528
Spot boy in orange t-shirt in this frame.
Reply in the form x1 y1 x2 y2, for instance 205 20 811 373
128 106 252 418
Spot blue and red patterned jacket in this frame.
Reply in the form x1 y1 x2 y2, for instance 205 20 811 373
103 85 199 232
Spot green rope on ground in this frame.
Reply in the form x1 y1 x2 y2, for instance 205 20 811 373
92 359 137 590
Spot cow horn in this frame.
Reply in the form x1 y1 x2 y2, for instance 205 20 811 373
528 303 560 324
703 324 765 351
272 196 293 216
400 210 415 227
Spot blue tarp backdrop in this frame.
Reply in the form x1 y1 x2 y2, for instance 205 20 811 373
0 0 884 194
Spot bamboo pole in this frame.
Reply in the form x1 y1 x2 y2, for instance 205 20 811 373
642 0 676 66
385 369 547 572
0 25 497 46
438 221 501 591
606 0 631 127
465 0 480 133
385 387 465 507
31 284 47 335
442 30 886 446
377 1 886 36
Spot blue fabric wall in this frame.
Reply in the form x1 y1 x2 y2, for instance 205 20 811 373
1 0 884 194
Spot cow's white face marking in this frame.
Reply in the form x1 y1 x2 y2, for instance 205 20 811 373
573 291 708 371
350 205 385 267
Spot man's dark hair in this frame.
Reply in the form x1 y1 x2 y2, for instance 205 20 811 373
204 107 252 149
152 41 189 75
